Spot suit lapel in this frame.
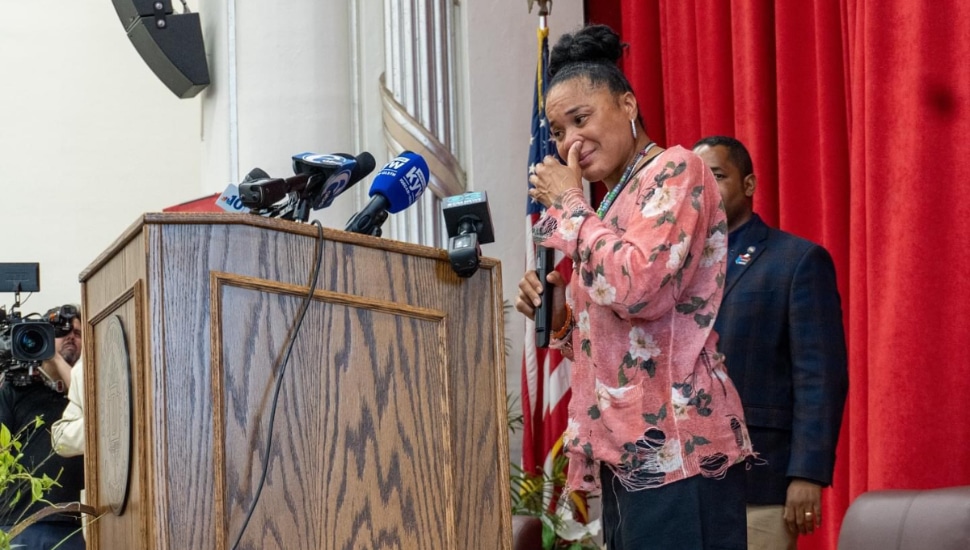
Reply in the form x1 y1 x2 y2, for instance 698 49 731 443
723 215 770 300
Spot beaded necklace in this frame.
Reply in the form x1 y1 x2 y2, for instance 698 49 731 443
595 142 656 219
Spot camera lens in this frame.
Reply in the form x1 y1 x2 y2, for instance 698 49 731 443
17 328 45 355
11 322 55 362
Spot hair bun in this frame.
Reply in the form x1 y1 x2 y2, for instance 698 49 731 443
549 24 623 79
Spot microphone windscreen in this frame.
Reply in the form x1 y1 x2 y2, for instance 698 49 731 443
352 152 377 184
292 152 356 176
243 167 270 182
369 151 430 213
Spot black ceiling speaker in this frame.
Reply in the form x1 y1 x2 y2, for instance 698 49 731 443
111 0 210 98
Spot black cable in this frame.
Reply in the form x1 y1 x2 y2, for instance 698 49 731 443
230 220 325 550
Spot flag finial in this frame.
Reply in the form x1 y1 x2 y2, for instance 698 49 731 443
527 0 552 16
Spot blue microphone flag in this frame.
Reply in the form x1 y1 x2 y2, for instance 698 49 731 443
369 151 429 213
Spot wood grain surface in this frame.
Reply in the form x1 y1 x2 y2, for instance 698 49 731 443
79 214 511 550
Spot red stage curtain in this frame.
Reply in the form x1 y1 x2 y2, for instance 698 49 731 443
585 1 970 548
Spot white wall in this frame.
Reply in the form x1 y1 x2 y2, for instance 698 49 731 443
198 0 359 230
0 1 202 311
1 0 583 448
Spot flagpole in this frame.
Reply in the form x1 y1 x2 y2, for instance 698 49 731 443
529 0 551 29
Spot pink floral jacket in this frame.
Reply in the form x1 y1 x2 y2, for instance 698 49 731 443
535 146 753 492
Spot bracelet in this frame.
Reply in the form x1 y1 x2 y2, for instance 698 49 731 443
552 303 573 340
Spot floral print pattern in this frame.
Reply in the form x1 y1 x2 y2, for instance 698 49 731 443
536 146 753 493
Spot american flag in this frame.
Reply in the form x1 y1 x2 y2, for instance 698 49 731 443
521 25 574 498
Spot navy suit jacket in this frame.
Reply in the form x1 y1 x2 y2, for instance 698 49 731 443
715 214 848 505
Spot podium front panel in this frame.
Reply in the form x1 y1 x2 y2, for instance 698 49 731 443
79 214 511 550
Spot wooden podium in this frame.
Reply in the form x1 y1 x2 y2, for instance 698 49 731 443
79 213 512 549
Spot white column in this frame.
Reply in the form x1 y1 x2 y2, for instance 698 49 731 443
380 0 465 247
197 0 360 228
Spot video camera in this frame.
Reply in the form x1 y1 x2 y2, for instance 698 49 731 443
0 263 80 384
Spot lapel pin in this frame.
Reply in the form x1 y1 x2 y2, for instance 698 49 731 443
735 248 755 266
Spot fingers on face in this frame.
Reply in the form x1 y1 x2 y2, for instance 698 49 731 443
568 141 581 165
534 157 554 178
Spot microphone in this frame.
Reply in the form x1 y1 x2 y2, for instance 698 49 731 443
217 167 272 213
442 191 495 278
345 151 429 236
238 152 375 211
534 245 555 347
293 152 376 210
243 167 270 182
237 176 290 209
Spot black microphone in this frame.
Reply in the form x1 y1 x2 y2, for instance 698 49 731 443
237 176 293 208
295 152 376 210
243 167 270 182
238 152 375 210
534 245 555 348
441 191 496 278
216 168 272 213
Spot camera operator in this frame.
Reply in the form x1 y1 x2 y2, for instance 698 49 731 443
51 358 85 458
0 304 85 550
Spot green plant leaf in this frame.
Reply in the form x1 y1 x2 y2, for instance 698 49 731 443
542 521 557 549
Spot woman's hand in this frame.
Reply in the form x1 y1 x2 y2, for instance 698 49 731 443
529 141 583 208
515 269 568 329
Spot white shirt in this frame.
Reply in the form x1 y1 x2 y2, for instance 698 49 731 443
51 360 85 457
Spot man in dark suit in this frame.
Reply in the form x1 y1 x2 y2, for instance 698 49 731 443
693 136 848 550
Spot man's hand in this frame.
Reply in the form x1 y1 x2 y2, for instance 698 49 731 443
784 479 823 535
41 353 73 389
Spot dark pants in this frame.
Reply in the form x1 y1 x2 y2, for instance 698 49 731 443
1 521 85 550
601 463 747 550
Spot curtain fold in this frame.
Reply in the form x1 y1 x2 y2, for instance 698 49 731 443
848 1 970 498
584 1 970 548
732 0 780 224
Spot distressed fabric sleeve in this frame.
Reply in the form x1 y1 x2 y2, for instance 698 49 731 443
534 149 724 322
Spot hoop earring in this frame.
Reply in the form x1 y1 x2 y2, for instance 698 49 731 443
630 119 637 141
